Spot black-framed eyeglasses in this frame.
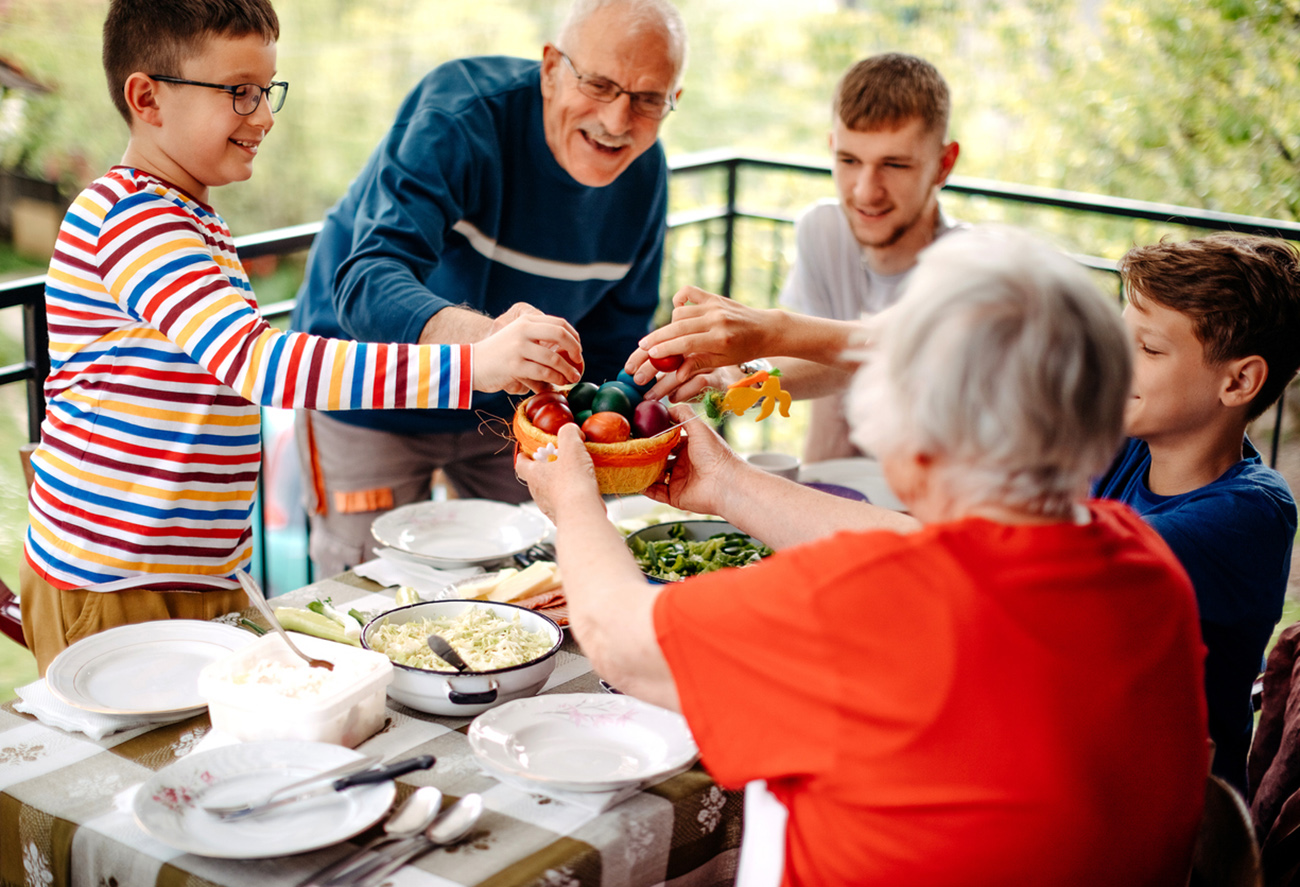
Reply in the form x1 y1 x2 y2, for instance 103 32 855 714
557 50 675 121
149 75 288 116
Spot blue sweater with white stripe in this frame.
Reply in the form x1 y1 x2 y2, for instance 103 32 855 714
292 56 668 434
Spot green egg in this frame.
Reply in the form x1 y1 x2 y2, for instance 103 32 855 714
602 380 641 407
567 381 599 414
592 384 634 419
575 409 593 425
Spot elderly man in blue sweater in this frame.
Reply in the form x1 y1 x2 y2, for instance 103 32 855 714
292 0 686 575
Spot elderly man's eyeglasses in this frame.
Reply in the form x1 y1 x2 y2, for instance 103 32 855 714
149 75 289 116
557 51 675 121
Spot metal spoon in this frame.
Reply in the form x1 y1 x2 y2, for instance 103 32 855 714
237 570 334 670
296 786 443 887
346 793 485 887
426 633 470 672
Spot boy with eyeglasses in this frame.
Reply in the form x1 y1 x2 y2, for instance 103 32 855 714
20 0 584 675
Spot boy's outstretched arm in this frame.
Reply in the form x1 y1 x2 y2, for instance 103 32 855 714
96 192 481 412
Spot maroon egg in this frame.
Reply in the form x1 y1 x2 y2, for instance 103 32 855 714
632 399 673 438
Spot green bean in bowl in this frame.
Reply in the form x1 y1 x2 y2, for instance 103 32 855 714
626 520 773 583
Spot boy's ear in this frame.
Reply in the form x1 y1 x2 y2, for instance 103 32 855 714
935 140 960 184
123 72 164 127
1220 354 1268 410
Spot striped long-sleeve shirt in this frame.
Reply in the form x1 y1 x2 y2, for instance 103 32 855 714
26 168 473 592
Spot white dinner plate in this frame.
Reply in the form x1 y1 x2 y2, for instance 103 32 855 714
468 693 698 792
371 499 549 567
603 495 718 535
133 740 395 858
46 620 256 717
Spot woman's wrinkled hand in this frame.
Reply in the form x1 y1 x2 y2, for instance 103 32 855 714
514 423 599 523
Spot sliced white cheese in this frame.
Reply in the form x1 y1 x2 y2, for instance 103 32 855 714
487 561 560 603
463 568 517 600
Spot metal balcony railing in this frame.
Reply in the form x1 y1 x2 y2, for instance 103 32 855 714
2 150 1296 590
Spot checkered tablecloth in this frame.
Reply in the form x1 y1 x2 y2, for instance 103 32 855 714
0 574 742 887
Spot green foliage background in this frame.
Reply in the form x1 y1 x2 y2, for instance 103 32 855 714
3 0 1299 241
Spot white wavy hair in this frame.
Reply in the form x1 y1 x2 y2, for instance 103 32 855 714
847 226 1131 518
558 0 688 89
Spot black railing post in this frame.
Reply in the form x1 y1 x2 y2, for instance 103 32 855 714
22 291 48 440
721 158 738 300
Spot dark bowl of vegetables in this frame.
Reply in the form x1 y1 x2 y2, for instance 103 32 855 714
626 520 774 583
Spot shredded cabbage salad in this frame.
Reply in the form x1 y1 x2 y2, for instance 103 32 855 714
368 607 553 672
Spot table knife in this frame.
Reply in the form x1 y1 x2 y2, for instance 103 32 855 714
199 754 382 817
207 754 436 821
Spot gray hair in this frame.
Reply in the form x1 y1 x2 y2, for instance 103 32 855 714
847 226 1131 518
558 0 688 88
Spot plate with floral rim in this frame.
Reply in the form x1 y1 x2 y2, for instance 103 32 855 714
468 693 698 792
133 740 395 857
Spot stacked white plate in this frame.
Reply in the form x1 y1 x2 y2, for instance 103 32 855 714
370 499 550 568
46 620 254 718
467 693 698 793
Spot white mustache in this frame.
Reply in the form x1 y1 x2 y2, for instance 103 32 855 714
581 124 634 148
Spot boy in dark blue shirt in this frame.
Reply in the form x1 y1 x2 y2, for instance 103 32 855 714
1093 234 1300 795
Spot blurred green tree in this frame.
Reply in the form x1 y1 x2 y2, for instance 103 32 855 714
0 0 1295 245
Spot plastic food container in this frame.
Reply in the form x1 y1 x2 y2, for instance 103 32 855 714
362 600 562 718
198 631 393 748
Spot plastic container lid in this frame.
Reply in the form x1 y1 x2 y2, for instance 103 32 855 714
199 631 393 747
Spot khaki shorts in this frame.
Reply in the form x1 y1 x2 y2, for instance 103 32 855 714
19 555 249 677
296 411 529 578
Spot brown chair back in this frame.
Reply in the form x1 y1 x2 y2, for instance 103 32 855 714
1191 775 1263 887
3 443 37 648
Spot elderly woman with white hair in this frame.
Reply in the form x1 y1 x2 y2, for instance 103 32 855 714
516 226 1208 886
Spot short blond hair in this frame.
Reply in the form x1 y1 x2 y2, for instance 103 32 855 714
835 53 949 137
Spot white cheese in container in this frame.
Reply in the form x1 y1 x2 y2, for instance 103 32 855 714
199 631 393 747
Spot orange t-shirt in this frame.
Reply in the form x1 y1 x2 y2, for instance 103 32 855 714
654 500 1209 887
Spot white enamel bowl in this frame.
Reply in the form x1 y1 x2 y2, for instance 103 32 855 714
362 600 562 718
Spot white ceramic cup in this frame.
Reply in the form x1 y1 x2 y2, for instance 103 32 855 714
744 452 801 481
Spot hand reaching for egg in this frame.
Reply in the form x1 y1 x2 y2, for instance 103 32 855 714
472 310 583 395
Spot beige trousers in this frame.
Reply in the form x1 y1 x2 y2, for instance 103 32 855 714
19 555 249 676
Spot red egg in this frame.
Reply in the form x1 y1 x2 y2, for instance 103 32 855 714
649 353 684 373
582 411 632 444
524 391 567 422
531 401 577 435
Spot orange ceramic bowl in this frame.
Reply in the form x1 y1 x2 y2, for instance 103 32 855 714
513 399 681 495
